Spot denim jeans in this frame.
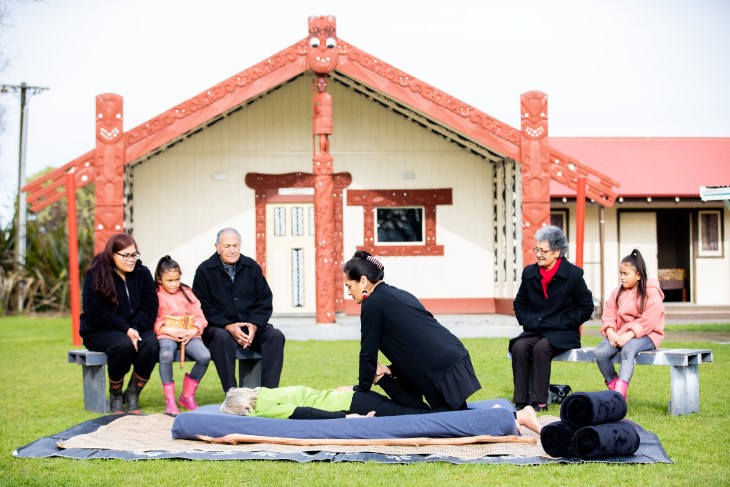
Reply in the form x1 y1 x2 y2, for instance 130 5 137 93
594 335 655 383
158 337 211 383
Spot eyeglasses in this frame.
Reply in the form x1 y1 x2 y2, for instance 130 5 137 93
533 247 553 255
115 252 141 261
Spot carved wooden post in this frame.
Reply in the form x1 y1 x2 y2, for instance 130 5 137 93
519 91 551 265
94 94 125 253
308 16 339 323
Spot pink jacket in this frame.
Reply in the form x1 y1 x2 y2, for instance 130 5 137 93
154 287 207 340
601 278 665 347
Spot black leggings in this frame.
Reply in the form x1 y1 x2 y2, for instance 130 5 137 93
349 390 447 416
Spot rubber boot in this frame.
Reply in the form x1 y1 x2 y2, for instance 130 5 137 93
109 378 125 414
614 379 630 400
163 382 180 416
123 372 148 414
605 376 619 391
178 373 200 411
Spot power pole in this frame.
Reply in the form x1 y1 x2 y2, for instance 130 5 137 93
1 82 49 312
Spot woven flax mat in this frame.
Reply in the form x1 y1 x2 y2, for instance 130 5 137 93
56 413 551 460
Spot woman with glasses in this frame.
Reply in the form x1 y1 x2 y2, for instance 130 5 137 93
509 226 594 412
80 233 159 414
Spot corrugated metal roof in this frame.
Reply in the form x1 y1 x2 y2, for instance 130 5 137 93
549 137 730 198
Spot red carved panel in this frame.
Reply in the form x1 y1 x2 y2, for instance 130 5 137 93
520 91 551 266
347 188 452 256
94 94 126 253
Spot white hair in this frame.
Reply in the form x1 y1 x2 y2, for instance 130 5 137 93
220 387 260 415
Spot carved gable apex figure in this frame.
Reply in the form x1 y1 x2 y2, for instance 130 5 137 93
308 15 338 74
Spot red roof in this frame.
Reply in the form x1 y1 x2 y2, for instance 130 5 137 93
549 137 730 198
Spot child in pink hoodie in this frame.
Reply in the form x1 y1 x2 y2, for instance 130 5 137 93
596 249 665 400
154 256 210 415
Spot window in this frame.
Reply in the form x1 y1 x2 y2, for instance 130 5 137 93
550 209 568 239
347 188 452 256
376 207 424 244
698 210 723 257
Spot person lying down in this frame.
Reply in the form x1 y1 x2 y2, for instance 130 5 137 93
220 386 542 434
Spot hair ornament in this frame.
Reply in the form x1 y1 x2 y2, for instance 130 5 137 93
366 255 383 270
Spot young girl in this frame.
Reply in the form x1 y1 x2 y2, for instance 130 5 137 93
154 256 211 415
595 249 665 400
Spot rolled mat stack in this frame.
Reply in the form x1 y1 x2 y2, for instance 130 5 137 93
540 390 640 459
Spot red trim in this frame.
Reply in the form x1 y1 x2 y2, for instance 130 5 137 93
494 298 516 316
343 298 496 315
347 188 452 257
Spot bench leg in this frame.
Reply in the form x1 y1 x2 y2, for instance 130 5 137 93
82 364 109 414
238 359 262 388
668 364 700 416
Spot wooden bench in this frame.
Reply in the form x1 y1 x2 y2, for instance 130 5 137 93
552 347 713 416
68 348 262 413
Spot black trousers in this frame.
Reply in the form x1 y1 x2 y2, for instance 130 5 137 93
83 329 159 382
511 335 559 404
376 370 468 411
203 324 285 393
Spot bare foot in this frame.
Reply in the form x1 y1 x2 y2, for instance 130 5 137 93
374 363 391 384
516 405 542 434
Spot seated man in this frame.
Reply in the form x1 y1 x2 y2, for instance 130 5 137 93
193 228 285 392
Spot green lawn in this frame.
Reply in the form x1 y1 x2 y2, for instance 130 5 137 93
1 316 728 486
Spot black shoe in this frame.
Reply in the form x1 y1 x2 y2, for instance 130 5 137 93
530 403 548 412
514 403 528 411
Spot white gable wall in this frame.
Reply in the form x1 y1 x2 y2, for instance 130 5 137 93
130 75 498 302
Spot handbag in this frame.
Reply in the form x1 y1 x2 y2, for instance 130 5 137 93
548 384 572 404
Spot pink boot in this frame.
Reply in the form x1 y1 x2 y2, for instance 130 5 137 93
614 379 630 400
163 382 180 416
605 376 619 391
178 373 200 411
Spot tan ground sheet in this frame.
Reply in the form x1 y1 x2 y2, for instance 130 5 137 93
58 413 557 460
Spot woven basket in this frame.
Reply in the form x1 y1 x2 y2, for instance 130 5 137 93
164 314 194 329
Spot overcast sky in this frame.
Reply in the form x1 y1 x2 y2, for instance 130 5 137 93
1 0 729 225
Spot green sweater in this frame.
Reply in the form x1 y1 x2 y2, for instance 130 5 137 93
250 386 355 419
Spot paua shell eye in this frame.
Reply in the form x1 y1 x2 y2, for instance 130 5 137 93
310 37 320 48
326 37 336 49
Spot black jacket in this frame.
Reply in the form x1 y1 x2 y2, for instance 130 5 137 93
356 283 481 409
192 252 273 329
510 259 594 351
79 260 158 337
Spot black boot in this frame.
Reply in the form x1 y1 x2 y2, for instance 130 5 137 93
123 372 148 414
109 378 125 414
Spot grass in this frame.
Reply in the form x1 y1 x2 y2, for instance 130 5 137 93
1 315 729 486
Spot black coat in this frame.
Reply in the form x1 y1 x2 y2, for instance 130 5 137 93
192 253 273 329
510 259 594 351
79 260 158 337
356 283 481 409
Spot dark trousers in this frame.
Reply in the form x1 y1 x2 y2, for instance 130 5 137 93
511 335 559 404
350 390 448 416
83 329 159 381
203 324 285 393
376 371 468 411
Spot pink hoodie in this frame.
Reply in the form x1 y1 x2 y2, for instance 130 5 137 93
601 277 665 348
154 287 207 341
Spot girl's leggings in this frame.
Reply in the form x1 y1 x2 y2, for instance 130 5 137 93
594 335 655 382
158 337 211 383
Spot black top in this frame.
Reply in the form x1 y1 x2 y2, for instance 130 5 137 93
510 259 595 351
355 283 481 409
79 260 158 337
192 252 273 329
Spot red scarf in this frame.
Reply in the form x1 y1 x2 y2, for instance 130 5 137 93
539 258 562 299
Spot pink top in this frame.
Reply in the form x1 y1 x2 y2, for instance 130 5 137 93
154 286 207 340
600 277 665 348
